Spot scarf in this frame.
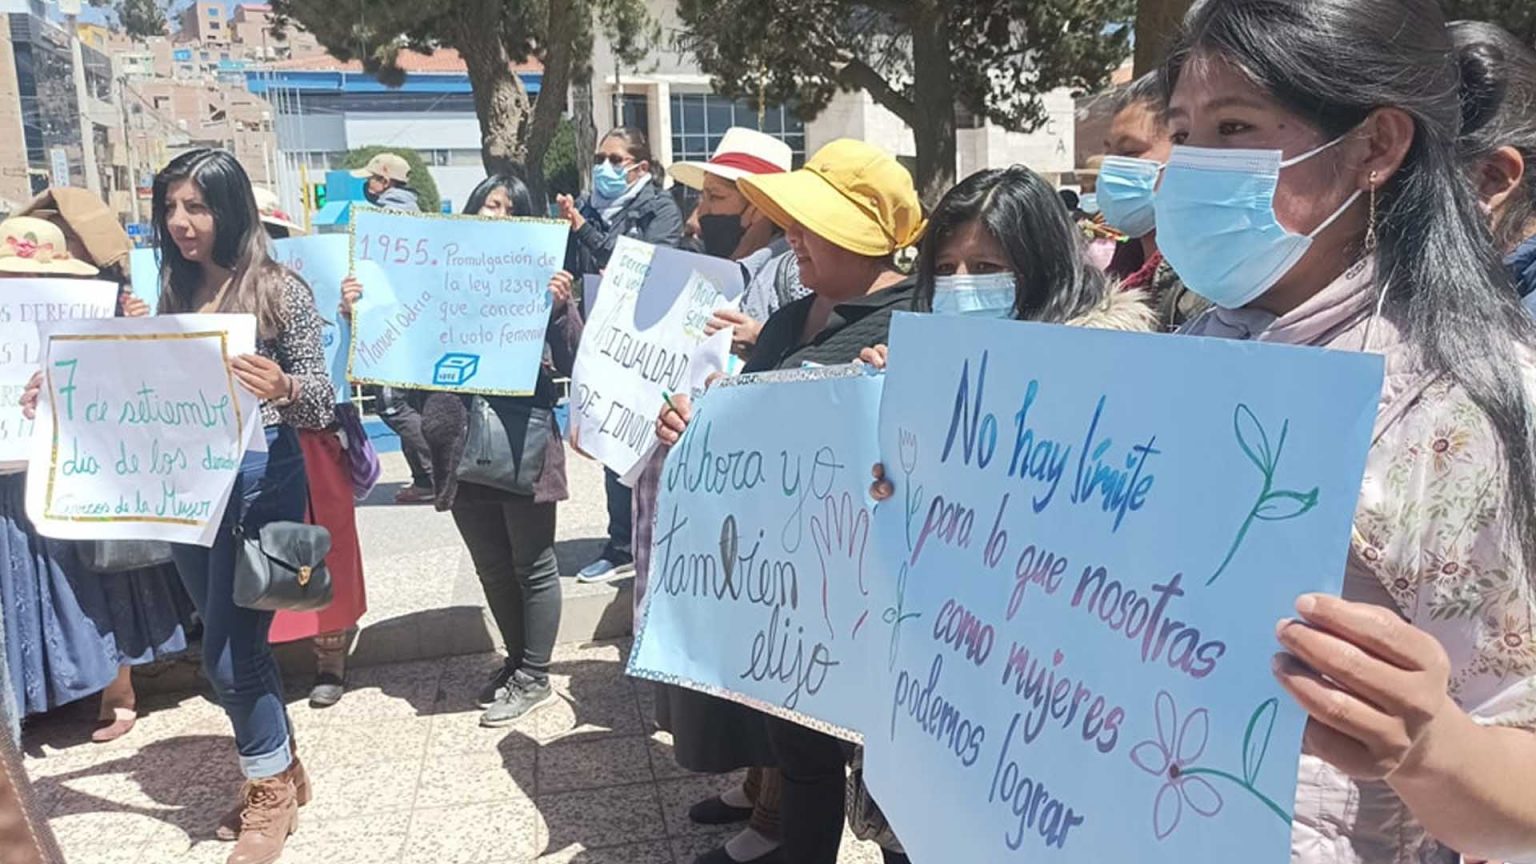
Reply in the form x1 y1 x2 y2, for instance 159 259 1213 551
591 177 648 226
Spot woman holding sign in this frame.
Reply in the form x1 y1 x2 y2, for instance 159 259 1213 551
1 203 195 746
1152 0 1536 860
557 126 684 585
657 138 925 864
152 149 335 864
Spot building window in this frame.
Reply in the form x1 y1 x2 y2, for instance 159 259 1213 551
207 6 219 15
670 92 806 169
208 21 221 29
617 93 649 140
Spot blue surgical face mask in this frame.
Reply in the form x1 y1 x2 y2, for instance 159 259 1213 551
1097 155 1162 238
592 162 633 199
931 272 1017 318
1078 193 1100 215
1153 135 1362 309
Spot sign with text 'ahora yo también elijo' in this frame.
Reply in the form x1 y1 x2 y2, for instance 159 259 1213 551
0 279 119 466
347 208 570 396
568 237 745 478
627 364 888 738
25 314 263 547
864 313 1383 863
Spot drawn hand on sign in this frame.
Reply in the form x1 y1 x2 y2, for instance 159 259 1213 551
809 490 871 641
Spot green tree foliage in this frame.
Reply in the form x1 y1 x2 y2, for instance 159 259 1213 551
543 117 580 200
89 0 167 40
676 0 1134 203
1442 0 1535 43
270 0 655 205
1134 0 1191 75
342 146 442 214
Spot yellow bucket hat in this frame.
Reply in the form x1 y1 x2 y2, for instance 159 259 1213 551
738 139 925 257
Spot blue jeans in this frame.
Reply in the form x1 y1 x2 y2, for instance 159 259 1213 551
172 426 307 780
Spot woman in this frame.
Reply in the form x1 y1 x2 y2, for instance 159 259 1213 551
152 149 333 863
636 128 797 864
656 138 925 864
252 189 367 710
1452 21 1536 302
4 197 194 745
1154 1 1536 860
556 126 684 585
342 175 581 728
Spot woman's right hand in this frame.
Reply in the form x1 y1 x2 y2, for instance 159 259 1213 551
20 370 41 420
858 344 889 370
557 194 586 232
656 392 693 447
340 275 363 318
871 462 894 501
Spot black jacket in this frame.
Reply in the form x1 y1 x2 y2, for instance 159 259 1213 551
568 182 685 279
744 277 917 373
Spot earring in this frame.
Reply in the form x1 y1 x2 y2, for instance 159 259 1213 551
1363 170 1379 257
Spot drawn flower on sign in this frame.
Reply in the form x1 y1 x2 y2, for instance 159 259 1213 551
1131 691 1291 841
1131 691 1224 839
898 427 919 475
895 427 926 556
1209 404 1319 585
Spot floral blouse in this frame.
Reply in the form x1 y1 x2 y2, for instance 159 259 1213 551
256 270 334 430
1184 261 1536 864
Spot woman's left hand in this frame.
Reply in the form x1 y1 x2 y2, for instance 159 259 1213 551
120 290 150 318
1275 593 1461 781
231 354 293 402
19 370 41 420
549 270 575 307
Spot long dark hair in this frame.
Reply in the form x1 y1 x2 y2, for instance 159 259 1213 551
1451 20 1536 252
1166 0 1536 578
914 165 1110 323
152 149 289 338
463 174 536 217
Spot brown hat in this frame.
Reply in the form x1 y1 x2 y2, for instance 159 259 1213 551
17 187 133 272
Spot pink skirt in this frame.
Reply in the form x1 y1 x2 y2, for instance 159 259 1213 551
269 428 367 642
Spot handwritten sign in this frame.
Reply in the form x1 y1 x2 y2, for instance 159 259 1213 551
25 315 262 546
0 279 118 465
347 208 569 395
569 237 745 477
862 314 1383 863
270 235 351 402
628 365 887 736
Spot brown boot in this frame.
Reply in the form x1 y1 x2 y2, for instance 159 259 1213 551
224 775 297 864
216 758 310 842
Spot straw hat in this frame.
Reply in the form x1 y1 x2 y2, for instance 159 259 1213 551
253 187 305 235
18 187 132 272
671 128 794 191
737 139 924 257
0 216 99 276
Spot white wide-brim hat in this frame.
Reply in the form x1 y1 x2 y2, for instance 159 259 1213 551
253 187 306 235
671 127 794 191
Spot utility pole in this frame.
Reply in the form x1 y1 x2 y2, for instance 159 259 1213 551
118 75 140 223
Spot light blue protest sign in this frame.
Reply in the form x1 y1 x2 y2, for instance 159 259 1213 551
347 208 569 395
271 235 351 402
128 247 159 314
627 365 888 737
864 314 1383 863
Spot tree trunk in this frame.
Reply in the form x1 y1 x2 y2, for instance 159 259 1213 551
908 2 957 207
453 0 532 178
517 0 583 210
1134 0 1193 76
572 73 596 197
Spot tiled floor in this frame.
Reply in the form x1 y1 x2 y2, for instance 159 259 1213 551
22 641 885 864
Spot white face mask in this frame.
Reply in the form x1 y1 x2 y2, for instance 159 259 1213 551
930 272 1017 318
